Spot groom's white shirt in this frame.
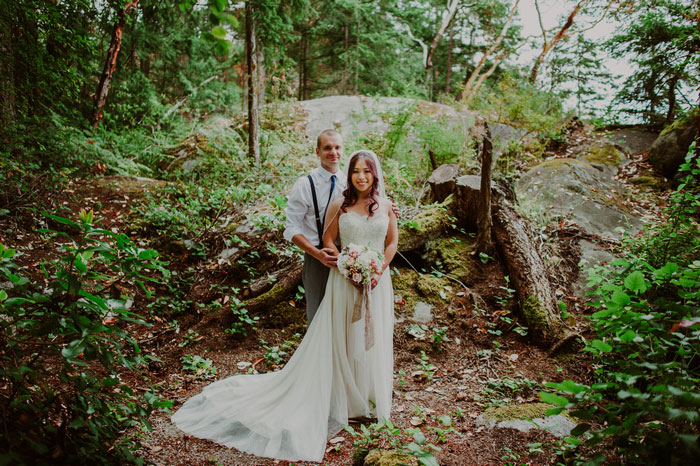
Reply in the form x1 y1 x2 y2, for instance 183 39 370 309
284 166 346 245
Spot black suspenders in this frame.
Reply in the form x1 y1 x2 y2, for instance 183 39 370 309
307 175 324 247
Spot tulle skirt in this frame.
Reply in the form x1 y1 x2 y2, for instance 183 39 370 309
171 268 394 462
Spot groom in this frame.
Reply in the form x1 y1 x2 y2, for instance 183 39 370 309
284 129 347 323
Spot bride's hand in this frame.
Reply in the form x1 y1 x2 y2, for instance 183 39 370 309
370 271 382 289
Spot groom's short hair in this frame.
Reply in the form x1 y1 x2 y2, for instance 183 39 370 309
316 129 342 149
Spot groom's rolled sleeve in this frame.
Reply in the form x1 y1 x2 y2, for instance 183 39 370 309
283 178 309 243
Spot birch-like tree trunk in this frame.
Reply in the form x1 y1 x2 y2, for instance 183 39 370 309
529 0 591 84
91 0 139 129
245 0 260 164
458 0 519 102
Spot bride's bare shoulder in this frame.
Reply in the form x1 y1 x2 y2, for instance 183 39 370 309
377 196 392 213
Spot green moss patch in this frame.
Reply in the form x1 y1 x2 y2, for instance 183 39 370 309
265 300 306 332
416 274 450 304
629 175 667 191
522 295 549 334
484 402 552 421
582 144 625 166
422 235 475 283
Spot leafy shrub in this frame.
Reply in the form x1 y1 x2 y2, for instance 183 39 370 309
541 144 700 464
0 210 171 464
182 354 218 379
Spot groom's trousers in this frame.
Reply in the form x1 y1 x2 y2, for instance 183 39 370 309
302 252 331 323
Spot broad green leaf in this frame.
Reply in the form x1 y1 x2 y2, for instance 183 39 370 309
211 26 227 39
540 391 569 407
42 212 80 228
556 380 587 394
62 339 85 359
138 249 159 260
618 329 637 342
545 406 566 416
611 290 631 306
412 430 427 444
590 339 613 352
624 270 648 293
215 39 231 56
591 308 614 319
655 262 678 279
74 255 87 273
0 290 6 301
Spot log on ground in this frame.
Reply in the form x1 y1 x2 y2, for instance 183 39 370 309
491 200 564 344
243 262 302 312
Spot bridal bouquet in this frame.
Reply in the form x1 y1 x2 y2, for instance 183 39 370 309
337 243 383 286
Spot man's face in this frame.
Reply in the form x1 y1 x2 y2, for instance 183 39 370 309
316 133 343 173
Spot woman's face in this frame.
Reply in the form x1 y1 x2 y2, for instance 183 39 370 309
351 158 374 194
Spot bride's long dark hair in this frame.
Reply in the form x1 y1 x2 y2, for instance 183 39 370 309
341 151 380 216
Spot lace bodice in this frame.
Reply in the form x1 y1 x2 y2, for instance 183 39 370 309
338 211 389 252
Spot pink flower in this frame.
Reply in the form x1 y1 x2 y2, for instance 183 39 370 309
352 273 362 283
349 250 358 259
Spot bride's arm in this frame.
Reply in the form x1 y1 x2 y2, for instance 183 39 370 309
322 199 342 257
371 202 398 289
382 204 399 270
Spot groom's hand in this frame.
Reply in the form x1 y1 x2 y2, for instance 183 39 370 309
391 202 399 219
317 247 338 268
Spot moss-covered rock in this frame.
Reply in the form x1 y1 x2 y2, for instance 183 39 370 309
649 113 700 178
483 403 553 421
628 175 667 191
364 449 418 466
422 235 475 283
265 300 306 332
392 268 420 314
581 144 625 166
416 274 450 305
397 199 452 252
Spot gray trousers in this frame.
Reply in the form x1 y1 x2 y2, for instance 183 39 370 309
302 252 331 323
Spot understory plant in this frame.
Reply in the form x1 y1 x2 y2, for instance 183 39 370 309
541 144 700 464
0 210 172 464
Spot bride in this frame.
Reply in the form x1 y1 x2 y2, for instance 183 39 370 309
171 150 398 462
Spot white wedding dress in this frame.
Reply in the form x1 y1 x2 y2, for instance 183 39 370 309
172 211 394 462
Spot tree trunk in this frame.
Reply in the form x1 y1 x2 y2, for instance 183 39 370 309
425 0 460 69
354 10 360 95
428 163 459 202
445 35 453 95
529 0 590 84
245 0 260 164
458 0 519 102
666 74 678 124
255 41 266 106
91 0 139 129
491 200 564 344
343 23 350 94
0 11 16 128
298 27 306 101
454 175 480 231
475 120 494 255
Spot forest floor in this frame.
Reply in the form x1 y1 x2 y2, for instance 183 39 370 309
0 124 664 466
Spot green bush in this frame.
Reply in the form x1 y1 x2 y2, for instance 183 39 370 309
541 143 700 464
0 210 171 464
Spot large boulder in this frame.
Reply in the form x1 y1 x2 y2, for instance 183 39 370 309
602 128 658 155
300 95 465 143
516 158 642 240
648 114 700 179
